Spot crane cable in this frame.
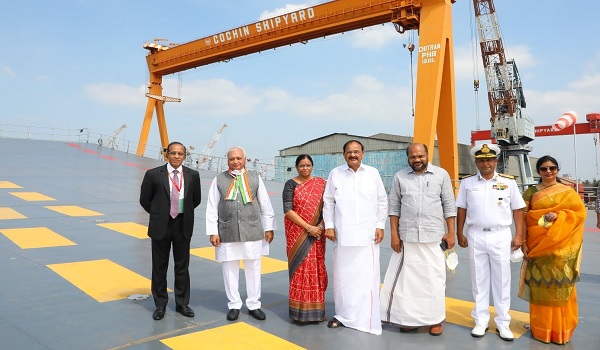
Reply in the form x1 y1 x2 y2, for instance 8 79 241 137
402 30 416 118
469 1 481 131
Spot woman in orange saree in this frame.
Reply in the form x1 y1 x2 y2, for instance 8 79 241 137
520 155 586 344
283 155 328 323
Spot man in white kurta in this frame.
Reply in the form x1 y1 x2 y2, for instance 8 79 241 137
455 143 525 341
206 147 276 321
323 140 388 335
381 143 456 336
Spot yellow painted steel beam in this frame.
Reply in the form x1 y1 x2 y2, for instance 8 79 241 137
412 0 458 183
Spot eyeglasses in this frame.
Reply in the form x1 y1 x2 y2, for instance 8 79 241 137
539 166 558 172
168 151 185 156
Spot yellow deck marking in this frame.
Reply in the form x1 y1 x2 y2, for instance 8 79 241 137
47 259 162 302
445 296 529 338
191 247 288 274
241 256 288 274
161 322 305 350
10 192 56 201
45 205 104 217
0 227 76 249
97 222 149 239
0 207 27 220
0 181 22 189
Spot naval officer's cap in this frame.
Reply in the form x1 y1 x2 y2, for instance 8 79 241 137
470 143 501 159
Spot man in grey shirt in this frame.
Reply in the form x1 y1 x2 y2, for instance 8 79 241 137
381 143 456 336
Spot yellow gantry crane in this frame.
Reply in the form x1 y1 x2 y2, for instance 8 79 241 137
138 0 458 180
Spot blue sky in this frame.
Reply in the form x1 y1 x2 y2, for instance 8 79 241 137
2 1 600 180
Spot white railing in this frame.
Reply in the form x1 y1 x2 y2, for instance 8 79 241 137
0 123 286 179
0 123 164 160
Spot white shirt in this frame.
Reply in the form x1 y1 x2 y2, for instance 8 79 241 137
205 172 276 261
323 163 388 246
166 163 184 199
455 172 526 227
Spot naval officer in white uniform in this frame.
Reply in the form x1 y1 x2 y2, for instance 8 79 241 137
455 143 526 341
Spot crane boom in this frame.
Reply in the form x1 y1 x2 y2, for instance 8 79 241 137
138 0 459 181
106 124 126 149
198 123 228 168
472 0 535 185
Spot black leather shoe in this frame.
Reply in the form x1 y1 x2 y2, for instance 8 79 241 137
176 305 194 317
226 309 240 321
249 308 266 320
153 307 166 320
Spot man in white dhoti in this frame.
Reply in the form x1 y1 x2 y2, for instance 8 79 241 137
206 147 276 321
323 140 388 335
455 144 525 341
381 143 456 336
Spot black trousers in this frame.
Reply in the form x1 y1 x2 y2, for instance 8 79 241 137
151 215 191 307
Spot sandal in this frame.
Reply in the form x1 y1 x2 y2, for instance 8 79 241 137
327 317 345 328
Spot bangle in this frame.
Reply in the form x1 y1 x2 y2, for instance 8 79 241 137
521 240 527 242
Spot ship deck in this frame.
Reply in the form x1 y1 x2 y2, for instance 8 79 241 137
1 138 599 349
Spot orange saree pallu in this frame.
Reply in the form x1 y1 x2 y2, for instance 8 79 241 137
285 177 328 322
519 183 586 344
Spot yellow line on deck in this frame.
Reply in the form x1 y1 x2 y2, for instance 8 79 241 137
97 222 149 239
0 181 22 189
445 296 529 338
0 227 76 249
45 205 104 217
161 322 305 350
190 247 288 274
47 259 157 303
0 207 27 220
9 192 56 201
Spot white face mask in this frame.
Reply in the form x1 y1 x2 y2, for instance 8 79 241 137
445 249 458 271
510 248 524 263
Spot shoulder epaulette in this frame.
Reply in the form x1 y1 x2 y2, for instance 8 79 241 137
460 173 476 180
498 173 515 179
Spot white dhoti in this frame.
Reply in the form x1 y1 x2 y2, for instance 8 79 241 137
216 240 269 310
333 242 382 335
380 241 446 326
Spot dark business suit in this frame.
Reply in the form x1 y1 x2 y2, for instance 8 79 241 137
140 164 201 308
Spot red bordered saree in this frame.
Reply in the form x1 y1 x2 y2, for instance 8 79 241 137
285 177 328 322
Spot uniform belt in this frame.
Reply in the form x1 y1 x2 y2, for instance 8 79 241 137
470 226 509 232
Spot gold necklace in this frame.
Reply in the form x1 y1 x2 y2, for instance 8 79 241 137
540 183 557 202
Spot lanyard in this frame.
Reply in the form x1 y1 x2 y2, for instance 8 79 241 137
170 170 183 192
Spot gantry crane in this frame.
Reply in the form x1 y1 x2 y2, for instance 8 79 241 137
138 0 459 180
472 0 535 185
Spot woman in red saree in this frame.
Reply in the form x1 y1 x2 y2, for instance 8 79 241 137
520 155 586 344
283 154 328 323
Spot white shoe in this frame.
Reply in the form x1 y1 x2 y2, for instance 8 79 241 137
471 324 488 338
497 325 514 341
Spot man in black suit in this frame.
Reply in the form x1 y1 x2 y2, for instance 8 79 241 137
140 141 201 320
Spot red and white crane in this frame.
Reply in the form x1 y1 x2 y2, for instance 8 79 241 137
471 0 535 185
